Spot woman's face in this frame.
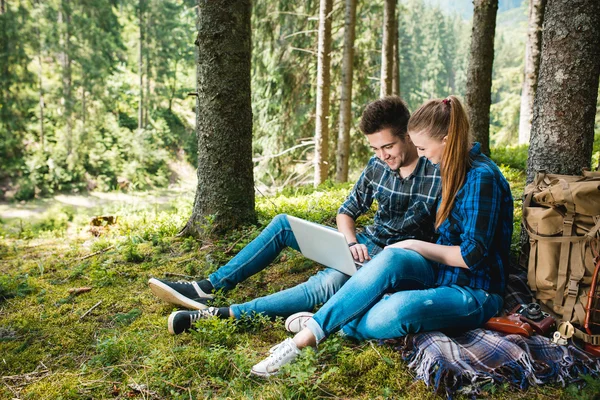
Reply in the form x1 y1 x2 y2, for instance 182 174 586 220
408 130 446 165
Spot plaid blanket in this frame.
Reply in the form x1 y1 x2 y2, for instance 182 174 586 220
389 271 600 398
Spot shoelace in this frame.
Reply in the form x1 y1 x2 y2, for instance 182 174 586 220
267 341 293 365
188 307 218 324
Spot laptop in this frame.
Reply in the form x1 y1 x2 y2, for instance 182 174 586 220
287 215 363 276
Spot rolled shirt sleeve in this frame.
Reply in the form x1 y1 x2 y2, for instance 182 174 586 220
458 169 502 270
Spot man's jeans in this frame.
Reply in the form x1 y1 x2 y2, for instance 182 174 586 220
305 248 503 342
207 214 382 319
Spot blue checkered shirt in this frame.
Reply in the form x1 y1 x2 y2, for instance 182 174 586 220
338 156 441 247
435 143 514 295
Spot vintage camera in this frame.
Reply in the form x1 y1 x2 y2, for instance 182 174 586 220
510 303 556 336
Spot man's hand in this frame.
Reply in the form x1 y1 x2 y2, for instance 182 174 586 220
349 243 370 263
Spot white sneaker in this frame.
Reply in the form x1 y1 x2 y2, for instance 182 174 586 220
250 338 301 377
284 312 314 334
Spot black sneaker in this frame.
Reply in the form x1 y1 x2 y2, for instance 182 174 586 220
148 278 214 310
168 307 219 335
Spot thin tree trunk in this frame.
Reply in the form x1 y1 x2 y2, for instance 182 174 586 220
145 11 151 127
59 1 72 154
526 0 600 182
36 21 44 151
518 0 546 145
380 0 395 97
314 0 333 187
82 86 86 128
465 0 497 156
181 0 255 235
392 15 400 97
335 0 357 183
0 0 5 14
138 0 144 130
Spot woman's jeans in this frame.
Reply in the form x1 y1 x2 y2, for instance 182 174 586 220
206 214 383 319
305 248 504 342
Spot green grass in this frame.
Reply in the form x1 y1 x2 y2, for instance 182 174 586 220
0 168 596 399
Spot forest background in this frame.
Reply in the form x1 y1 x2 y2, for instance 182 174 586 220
3 0 597 200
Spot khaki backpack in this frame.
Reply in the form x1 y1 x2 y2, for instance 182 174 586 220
522 170 600 345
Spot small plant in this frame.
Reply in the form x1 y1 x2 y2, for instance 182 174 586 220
189 317 239 348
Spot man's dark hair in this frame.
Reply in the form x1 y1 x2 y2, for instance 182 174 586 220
359 96 410 139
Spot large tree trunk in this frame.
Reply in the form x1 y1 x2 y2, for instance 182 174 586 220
526 0 600 183
314 0 333 187
518 0 546 145
380 0 395 98
138 0 144 130
465 0 497 156
335 0 357 183
181 0 255 236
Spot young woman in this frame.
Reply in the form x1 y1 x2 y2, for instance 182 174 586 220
250 95 514 377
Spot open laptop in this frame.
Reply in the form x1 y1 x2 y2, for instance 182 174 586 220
287 215 363 276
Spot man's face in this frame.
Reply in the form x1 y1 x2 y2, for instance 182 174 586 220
366 128 414 171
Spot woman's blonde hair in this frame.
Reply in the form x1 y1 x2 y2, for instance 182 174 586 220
408 95 471 228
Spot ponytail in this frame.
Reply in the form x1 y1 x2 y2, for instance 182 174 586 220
408 95 471 228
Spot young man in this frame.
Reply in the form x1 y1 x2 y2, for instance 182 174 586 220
148 96 441 334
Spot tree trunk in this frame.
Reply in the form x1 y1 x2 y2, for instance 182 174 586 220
526 0 600 183
518 0 546 145
138 0 144 130
465 0 497 156
181 0 255 236
314 0 333 187
380 0 395 98
59 1 73 153
335 0 357 183
392 15 400 97
36 22 44 151
0 0 5 14
144 10 151 127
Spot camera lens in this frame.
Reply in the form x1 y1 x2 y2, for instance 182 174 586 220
525 303 542 321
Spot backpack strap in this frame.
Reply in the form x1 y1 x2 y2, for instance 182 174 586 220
554 212 575 312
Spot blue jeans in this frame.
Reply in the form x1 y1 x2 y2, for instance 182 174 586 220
207 214 383 319
305 248 503 342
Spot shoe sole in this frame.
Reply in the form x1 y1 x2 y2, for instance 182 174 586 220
167 312 179 335
285 312 313 334
250 367 277 378
148 278 209 310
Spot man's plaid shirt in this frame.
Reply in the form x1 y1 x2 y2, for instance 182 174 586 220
435 143 514 295
338 156 441 248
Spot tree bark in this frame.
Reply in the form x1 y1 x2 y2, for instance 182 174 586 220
465 0 497 156
335 0 357 183
518 0 546 145
526 0 600 183
59 1 73 152
0 0 5 14
181 0 255 235
380 0 395 98
138 0 144 130
314 0 333 187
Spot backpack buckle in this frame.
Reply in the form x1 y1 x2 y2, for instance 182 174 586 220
567 279 579 297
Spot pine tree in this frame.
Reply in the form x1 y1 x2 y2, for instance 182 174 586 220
181 0 255 235
465 0 498 156
526 0 600 182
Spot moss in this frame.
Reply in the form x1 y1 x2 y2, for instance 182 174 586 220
0 180 592 399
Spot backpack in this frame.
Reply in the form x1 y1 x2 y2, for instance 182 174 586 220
522 170 600 345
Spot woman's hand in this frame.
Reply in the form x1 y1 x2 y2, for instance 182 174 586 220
385 239 417 251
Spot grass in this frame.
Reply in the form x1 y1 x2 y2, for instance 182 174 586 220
0 158 597 399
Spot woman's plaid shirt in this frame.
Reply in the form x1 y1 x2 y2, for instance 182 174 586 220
338 156 441 248
435 143 514 295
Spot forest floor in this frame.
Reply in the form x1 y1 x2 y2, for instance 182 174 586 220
1 159 598 399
